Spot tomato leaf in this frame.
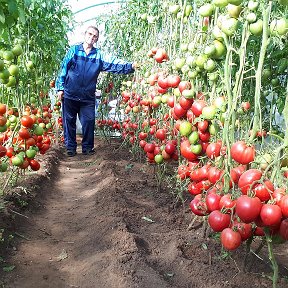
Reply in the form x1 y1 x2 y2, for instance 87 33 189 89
3 265 15 272
141 216 155 223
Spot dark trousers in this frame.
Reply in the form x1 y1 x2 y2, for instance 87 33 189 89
62 98 95 152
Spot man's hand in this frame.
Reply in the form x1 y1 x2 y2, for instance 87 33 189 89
57 90 64 101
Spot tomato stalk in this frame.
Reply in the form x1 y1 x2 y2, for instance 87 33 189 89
249 2 272 141
265 231 279 288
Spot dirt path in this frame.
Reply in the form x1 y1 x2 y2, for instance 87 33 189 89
0 138 287 288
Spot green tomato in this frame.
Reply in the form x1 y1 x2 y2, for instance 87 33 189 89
12 45 23 56
221 17 239 36
248 1 259 11
191 144 202 155
278 0 288 5
199 4 215 17
188 70 198 79
179 121 193 136
174 58 186 70
6 76 16 87
154 154 164 164
0 162 8 172
270 18 288 36
182 88 195 99
173 88 181 97
246 12 257 23
202 105 217 120
195 54 208 69
2 51 14 61
8 64 19 76
188 131 199 144
228 0 242 4
213 40 226 59
204 59 216 72
0 69 10 80
213 0 228 8
169 4 180 15
249 19 263 36
227 4 242 19
26 148 37 159
0 124 7 132
185 4 193 17
11 155 24 166
33 125 44 136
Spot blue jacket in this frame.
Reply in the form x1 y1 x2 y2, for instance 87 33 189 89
56 43 134 103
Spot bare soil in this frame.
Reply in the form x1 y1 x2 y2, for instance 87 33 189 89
0 137 287 288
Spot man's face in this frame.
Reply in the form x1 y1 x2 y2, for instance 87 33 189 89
85 28 99 46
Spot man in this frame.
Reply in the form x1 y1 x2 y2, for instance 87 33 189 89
56 26 136 156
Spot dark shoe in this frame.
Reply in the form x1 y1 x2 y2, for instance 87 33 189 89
82 149 95 155
67 150 77 157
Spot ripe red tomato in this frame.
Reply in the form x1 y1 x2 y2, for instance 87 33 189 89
29 159 40 171
219 194 236 211
0 104 7 115
173 103 187 118
191 100 207 117
278 195 288 218
167 75 181 88
189 194 208 216
253 180 274 202
207 166 222 184
157 75 169 89
144 143 155 153
231 141 255 165
231 220 253 241
206 192 221 212
179 96 193 110
180 140 198 161
220 228 242 251
272 187 286 204
18 127 31 140
206 142 221 159
236 195 262 223
197 120 209 132
21 115 34 128
238 169 262 195
165 141 176 155
178 81 191 93
0 145 7 157
260 204 282 227
279 219 288 240
155 129 166 141
208 210 231 232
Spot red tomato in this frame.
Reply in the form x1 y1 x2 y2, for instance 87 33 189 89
157 75 169 89
272 187 286 204
231 220 253 241
235 195 262 223
21 115 34 128
138 132 148 140
167 95 175 108
178 165 189 180
178 81 191 93
208 210 231 232
260 204 282 227
180 140 198 161
206 193 221 212
238 169 262 195
144 143 155 153
18 127 31 140
206 142 221 159
29 159 40 171
167 75 181 88
231 141 255 165
253 180 274 202
208 166 222 184
279 219 288 240
179 96 193 110
189 194 208 216
278 195 288 218
155 129 166 141
173 104 187 118
219 194 236 212
191 100 207 117
220 228 242 251
197 120 209 132
165 141 176 155
0 145 7 157
198 130 210 142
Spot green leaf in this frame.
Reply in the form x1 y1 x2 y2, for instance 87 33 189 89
18 7 26 23
142 216 155 223
8 0 18 18
0 8 5 24
3 265 15 272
